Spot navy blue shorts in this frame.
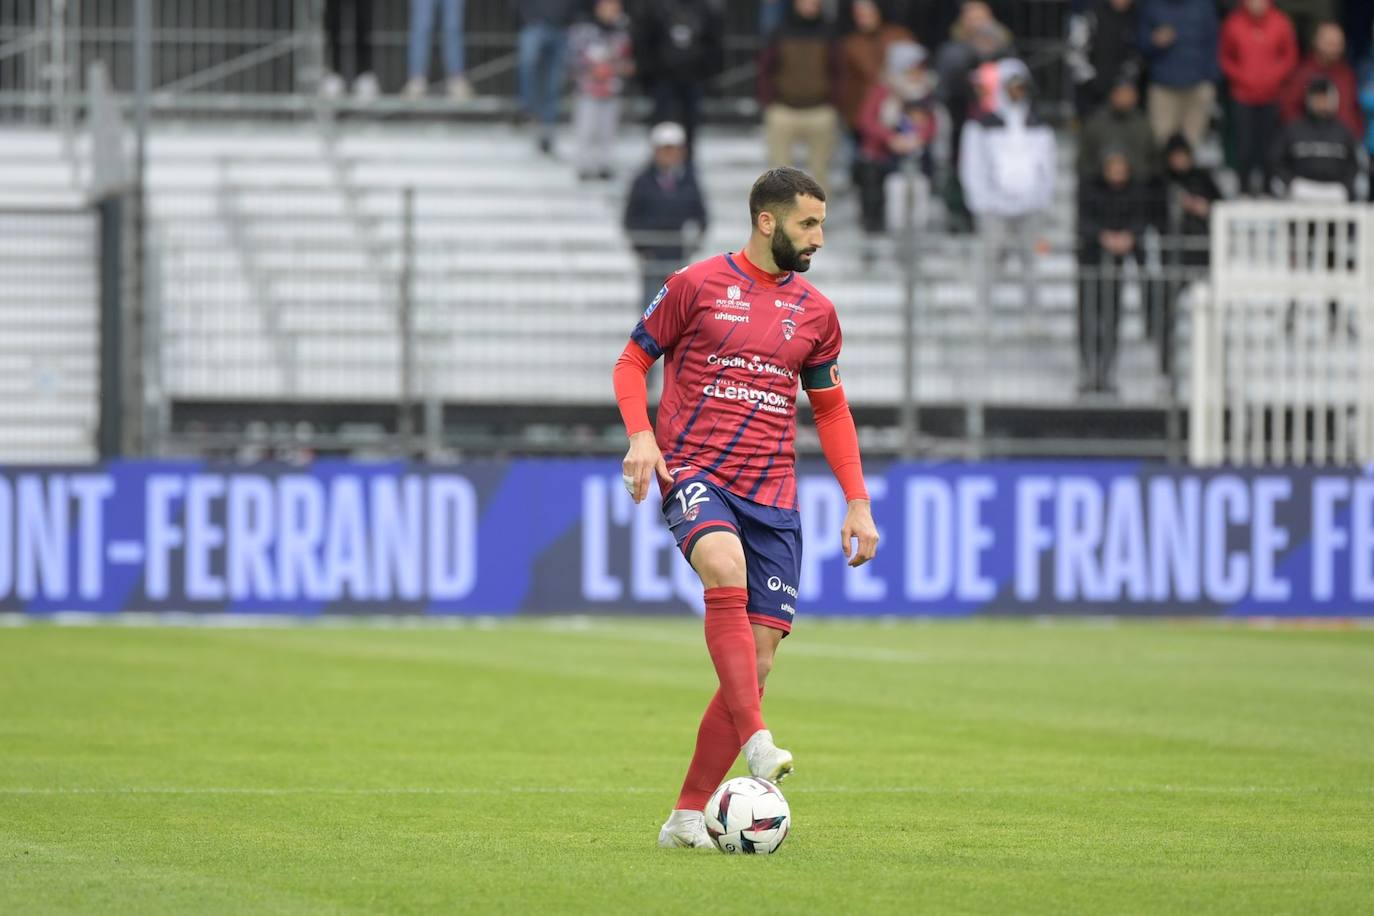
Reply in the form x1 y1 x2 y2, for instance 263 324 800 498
661 473 802 634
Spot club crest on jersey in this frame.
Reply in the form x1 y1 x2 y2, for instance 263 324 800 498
781 317 797 341
684 505 702 522
643 284 669 319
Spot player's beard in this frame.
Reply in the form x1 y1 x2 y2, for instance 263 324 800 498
771 226 816 273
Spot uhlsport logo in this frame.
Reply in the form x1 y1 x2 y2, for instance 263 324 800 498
781 317 797 341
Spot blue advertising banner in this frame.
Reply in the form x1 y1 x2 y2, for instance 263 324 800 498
0 461 1371 616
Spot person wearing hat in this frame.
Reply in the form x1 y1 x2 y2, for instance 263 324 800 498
1270 76 1361 201
1077 72 1157 185
1157 133 1221 379
623 123 709 309
959 57 1057 312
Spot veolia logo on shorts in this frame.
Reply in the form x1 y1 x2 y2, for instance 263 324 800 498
766 576 799 598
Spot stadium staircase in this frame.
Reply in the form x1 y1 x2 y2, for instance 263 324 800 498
0 132 98 461
0 118 1177 457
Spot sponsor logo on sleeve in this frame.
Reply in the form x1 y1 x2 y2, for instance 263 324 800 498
643 284 669 319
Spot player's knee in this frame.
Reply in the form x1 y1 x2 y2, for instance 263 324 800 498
695 547 747 588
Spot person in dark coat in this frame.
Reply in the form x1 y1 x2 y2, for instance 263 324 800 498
1138 0 1220 147
1271 76 1362 200
632 0 725 157
1077 149 1153 395
1158 133 1222 377
1077 73 1156 183
623 122 709 309
1067 0 1142 116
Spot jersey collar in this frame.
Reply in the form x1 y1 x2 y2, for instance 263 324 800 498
727 250 794 288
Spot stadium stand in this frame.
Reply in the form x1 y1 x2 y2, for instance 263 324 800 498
1 119 1170 412
0 132 97 461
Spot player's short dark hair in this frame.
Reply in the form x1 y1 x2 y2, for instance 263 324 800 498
748 167 826 227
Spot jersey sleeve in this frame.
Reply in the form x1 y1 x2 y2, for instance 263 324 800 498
629 268 695 359
804 304 843 369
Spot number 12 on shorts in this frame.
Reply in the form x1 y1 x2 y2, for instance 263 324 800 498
675 481 710 515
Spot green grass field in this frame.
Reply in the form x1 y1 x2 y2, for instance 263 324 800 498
1 618 1372 914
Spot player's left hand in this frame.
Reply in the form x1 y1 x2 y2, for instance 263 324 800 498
841 499 879 568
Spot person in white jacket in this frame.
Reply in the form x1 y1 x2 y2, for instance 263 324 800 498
958 58 1057 311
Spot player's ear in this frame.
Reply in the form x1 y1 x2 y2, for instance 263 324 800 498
758 210 775 237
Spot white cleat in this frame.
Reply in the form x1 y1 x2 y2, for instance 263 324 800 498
657 810 713 849
743 729 794 783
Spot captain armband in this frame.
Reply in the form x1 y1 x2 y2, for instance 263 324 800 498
801 360 841 390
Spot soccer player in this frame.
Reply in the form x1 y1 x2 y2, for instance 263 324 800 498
611 166 879 849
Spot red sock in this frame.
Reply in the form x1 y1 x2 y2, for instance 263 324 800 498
703 586 766 746
674 685 767 812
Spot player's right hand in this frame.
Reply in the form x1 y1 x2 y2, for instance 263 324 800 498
623 431 672 504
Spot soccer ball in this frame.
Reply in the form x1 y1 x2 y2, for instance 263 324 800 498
704 776 791 854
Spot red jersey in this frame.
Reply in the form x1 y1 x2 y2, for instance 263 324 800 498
629 251 843 510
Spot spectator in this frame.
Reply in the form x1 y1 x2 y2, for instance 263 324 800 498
623 123 709 309
1221 0 1298 195
935 1 1014 232
1159 134 1221 377
405 0 472 99
569 0 634 181
1078 74 1157 184
633 0 725 158
1360 25 1374 190
1276 0 1336 52
1161 134 1221 271
1280 22 1364 140
1271 77 1361 201
322 0 377 100
760 0 842 194
959 58 1056 311
854 41 939 242
761 0 786 39
518 0 577 154
1077 150 1149 396
1138 0 1220 148
838 1 918 136
1067 0 1143 117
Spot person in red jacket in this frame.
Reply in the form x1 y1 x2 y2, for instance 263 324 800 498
1280 21 1364 140
1221 0 1298 194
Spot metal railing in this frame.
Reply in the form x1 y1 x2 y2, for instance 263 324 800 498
1191 202 1374 466
0 0 1076 121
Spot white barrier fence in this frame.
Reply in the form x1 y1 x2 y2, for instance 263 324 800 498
1191 202 1374 466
